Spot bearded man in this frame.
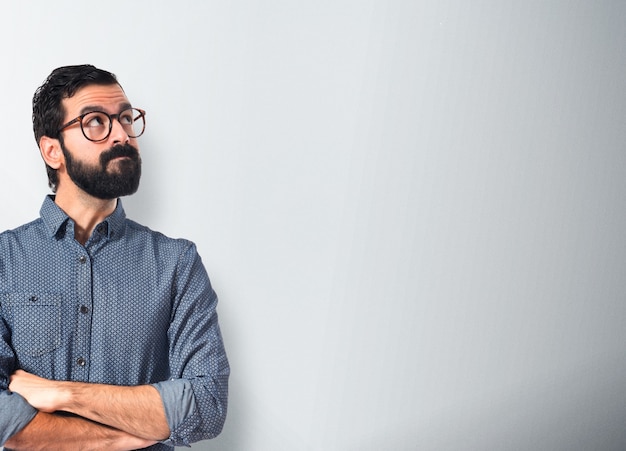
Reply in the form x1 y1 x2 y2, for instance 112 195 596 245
0 65 229 450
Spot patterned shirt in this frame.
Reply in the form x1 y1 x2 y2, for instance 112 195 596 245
0 196 229 449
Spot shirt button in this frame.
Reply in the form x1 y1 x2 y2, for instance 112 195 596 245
79 256 87 264
76 357 86 367
80 305 89 314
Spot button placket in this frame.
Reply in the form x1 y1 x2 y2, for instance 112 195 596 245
74 251 92 379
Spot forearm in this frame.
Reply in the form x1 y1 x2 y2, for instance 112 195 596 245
4 411 156 451
9 371 170 441
56 382 170 440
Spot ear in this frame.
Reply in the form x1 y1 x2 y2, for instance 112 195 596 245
39 136 64 169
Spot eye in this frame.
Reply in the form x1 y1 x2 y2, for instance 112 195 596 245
119 110 135 125
83 112 108 128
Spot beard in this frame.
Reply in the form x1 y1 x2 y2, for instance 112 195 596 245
61 140 142 200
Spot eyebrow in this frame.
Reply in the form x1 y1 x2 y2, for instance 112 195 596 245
79 102 133 116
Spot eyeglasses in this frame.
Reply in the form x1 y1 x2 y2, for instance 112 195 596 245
58 107 146 142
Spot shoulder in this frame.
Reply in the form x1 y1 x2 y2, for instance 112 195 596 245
121 220 208 277
0 218 46 245
123 219 198 255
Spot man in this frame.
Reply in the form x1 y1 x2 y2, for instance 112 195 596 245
0 65 229 449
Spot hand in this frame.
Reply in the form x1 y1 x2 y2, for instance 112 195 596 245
9 369 65 413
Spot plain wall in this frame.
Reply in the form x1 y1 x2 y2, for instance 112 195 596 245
1 1 626 450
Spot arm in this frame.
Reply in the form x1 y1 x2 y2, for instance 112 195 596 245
4 411 157 451
9 370 169 441
154 243 230 446
0 315 39 445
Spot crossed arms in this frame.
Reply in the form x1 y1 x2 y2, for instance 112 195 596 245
0 242 229 449
5 369 169 450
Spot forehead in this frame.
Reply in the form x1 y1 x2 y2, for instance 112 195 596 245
62 84 130 117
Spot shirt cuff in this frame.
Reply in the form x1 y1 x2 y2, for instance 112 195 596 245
0 391 38 444
151 378 197 445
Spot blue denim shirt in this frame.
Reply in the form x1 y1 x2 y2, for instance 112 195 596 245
0 196 229 448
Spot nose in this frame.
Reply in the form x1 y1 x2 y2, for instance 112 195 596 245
109 117 130 144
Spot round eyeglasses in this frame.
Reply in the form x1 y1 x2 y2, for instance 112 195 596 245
58 107 146 142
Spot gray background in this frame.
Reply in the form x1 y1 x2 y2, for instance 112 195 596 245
1 1 626 450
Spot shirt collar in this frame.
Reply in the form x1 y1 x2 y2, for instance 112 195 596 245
40 195 127 240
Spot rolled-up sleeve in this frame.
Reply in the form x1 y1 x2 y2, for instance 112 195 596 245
0 391 38 444
155 243 229 447
0 314 38 445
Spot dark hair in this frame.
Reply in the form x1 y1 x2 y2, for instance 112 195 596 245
32 64 121 191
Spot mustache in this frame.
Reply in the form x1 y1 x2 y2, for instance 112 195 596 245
100 143 140 166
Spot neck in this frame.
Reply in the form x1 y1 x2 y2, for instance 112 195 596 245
54 185 117 245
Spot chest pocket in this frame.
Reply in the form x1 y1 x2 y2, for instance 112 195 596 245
2 293 62 357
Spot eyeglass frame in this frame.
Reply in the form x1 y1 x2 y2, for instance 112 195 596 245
57 107 147 143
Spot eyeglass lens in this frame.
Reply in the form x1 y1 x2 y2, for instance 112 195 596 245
81 108 145 142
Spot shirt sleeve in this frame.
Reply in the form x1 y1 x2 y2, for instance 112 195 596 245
151 378 196 445
0 392 38 445
155 242 229 447
0 313 38 445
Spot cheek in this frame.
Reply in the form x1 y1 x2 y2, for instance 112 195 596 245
130 138 141 152
65 141 107 166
